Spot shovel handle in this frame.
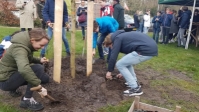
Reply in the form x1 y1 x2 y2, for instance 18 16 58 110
30 85 42 91
46 94 56 101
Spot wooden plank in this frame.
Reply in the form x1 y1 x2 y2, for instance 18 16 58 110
139 102 173 112
175 106 181 112
53 0 63 83
86 1 94 76
128 101 135 112
134 96 140 109
70 0 76 78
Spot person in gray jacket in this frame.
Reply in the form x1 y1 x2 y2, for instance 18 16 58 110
113 0 124 29
169 10 179 43
104 30 158 96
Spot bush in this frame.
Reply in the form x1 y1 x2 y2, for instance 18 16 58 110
34 18 42 28
0 0 20 27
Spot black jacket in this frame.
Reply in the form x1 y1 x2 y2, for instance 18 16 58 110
108 30 158 72
178 10 191 29
133 14 139 28
113 3 124 29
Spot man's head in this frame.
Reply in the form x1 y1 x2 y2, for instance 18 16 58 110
166 8 171 14
93 20 99 32
113 0 119 5
182 6 188 12
103 33 112 48
157 11 161 16
81 0 85 6
99 0 106 7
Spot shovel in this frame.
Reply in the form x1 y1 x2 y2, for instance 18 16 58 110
30 85 60 104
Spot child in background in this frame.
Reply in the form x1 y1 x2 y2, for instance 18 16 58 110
152 11 162 43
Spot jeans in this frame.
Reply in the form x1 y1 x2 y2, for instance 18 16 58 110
116 51 152 89
143 27 149 34
21 28 32 31
177 28 186 46
81 26 85 38
162 27 170 44
153 28 160 43
0 64 49 98
97 33 111 61
138 23 144 32
41 27 70 55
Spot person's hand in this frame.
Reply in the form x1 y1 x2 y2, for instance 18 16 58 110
92 49 96 57
48 22 53 28
38 87 47 98
65 22 70 28
116 73 123 79
106 72 112 80
40 57 49 64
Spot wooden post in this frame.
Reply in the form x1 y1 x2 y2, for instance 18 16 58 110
86 1 94 76
134 96 140 109
53 0 63 83
175 106 181 112
71 0 76 78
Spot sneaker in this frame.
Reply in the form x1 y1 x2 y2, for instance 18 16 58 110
103 51 108 55
123 86 143 96
20 97 44 111
9 90 22 97
67 52 71 56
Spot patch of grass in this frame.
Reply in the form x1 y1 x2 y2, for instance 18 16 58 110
0 103 22 112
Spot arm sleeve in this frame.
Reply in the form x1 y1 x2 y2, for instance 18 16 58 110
92 32 98 49
36 4 42 19
152 17 156 23
12 48 41 86
77 7 81 16
113 7 119 20
108 38 121 72
15 0 24 9
42 0 50 23
63 1 68 23
144 15 150 21
32 57 41 64
33 3 37 18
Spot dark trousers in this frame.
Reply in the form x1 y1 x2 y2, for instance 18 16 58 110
42 20 46 29
21 28 32 31
97 33 111 61
162 27 170 44
153 28 160 43
81 26 85 38
169 33 177 40
0 64 49 98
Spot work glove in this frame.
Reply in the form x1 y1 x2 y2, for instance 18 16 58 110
38 87 47 98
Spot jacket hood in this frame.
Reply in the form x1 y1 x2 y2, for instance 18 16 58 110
111 30 125 42
11 31 34 51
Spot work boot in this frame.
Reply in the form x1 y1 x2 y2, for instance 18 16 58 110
9 90 22 97
20 97 44 111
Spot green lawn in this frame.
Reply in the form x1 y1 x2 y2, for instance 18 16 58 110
0 26 199 112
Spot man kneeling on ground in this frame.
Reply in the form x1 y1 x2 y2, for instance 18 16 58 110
104 30 158 96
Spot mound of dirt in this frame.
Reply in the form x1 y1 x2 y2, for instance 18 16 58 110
39 57 126 112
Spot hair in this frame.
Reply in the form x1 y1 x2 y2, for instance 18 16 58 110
172 10 177 14
93 20 99 32
195 9 199 12
103 33 112 47
28 28 49 41
157 11 162 14
182 6 188 11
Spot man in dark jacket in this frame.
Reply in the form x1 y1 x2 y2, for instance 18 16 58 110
40 0 70 57
113 0 124 30
37 0 46 29
133 10 140 30
152 11 162 43
104 30 158 96
177 6 191 47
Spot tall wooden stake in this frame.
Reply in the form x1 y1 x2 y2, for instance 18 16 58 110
86 1 94 76
71 0 76 78
53 0 63 83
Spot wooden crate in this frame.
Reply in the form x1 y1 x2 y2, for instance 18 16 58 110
128 96 181 112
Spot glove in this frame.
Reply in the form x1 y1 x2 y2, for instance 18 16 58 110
38 87 47 98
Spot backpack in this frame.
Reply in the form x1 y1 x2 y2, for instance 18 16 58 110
78 13 86 23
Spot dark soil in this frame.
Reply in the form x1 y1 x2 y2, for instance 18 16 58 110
0 57 197 112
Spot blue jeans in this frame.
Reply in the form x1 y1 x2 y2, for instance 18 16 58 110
153 28 160 43
138 23 144 32
97 33 111 61
41 27 70 55
116 51 152 89
143 27 149 34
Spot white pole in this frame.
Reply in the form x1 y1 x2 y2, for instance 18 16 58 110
185 0 196 49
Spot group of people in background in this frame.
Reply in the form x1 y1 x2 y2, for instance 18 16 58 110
153 6 198 48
